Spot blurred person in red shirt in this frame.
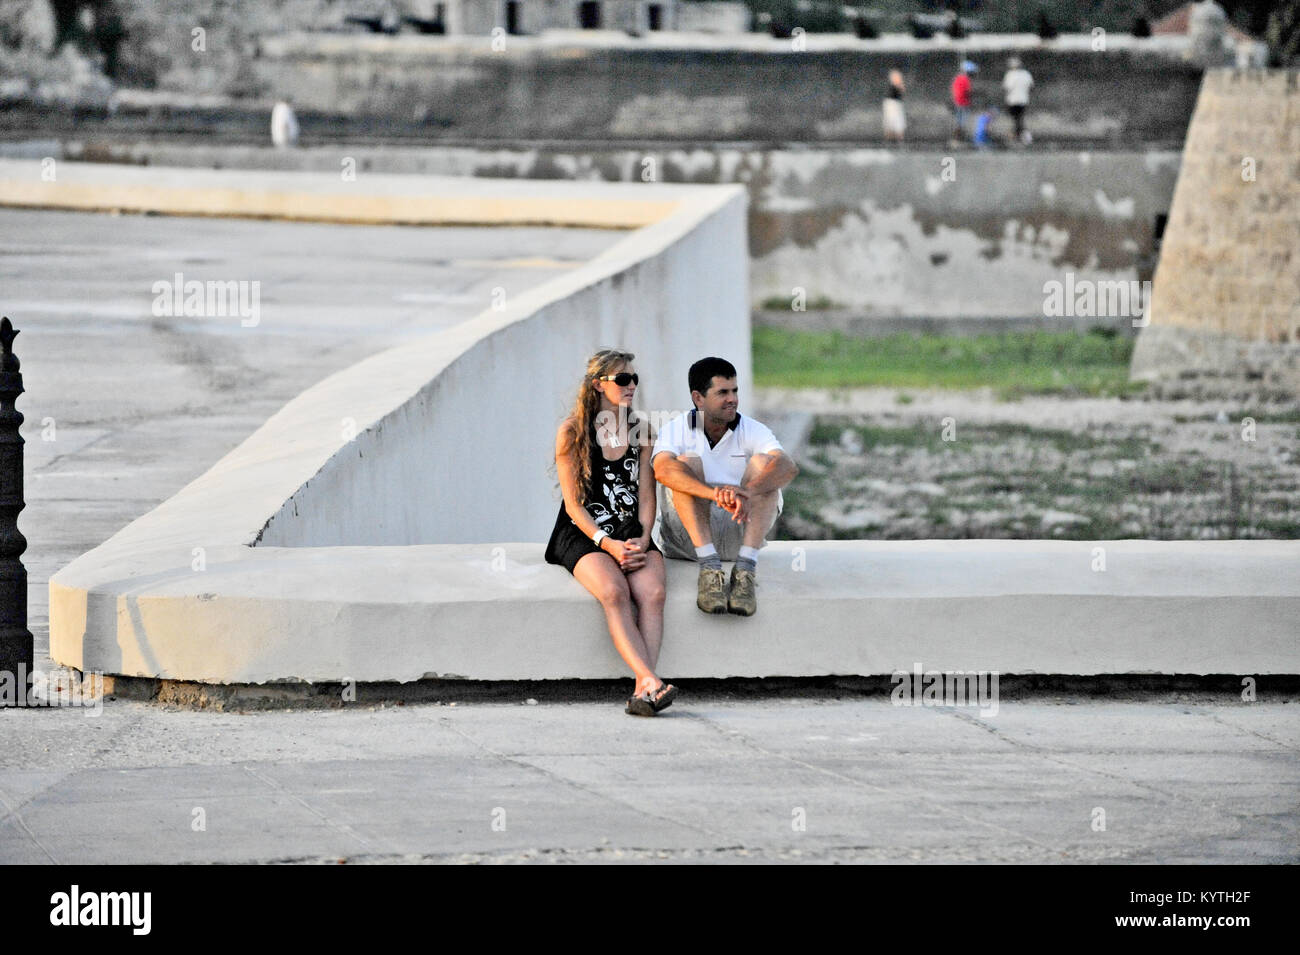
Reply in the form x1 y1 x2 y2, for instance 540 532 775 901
950 60 977 140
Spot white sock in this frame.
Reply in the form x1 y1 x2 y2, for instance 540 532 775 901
695 543 722 570
738 546 760 563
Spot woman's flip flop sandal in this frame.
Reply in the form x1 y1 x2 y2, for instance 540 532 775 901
649 683 678 713
625 695 656 717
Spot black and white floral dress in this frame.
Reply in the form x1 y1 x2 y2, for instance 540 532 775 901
544 427 659 575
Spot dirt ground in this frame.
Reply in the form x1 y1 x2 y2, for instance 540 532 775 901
758 387 1300 541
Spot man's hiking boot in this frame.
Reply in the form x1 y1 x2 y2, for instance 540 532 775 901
727 566 757 617
697 567 728 614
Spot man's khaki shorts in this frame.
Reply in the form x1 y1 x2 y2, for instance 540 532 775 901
653 485 782 561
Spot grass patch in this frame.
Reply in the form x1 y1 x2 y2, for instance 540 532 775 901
808 420 948 451
759 294 844 311
754 327 1147 397
1235 409 1300 424
807 419 1155 458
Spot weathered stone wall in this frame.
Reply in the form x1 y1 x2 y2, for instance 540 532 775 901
1131 70 1300 395
452 0 666 35
248 35 1202 144
746 149 1179 318
677 2 750 33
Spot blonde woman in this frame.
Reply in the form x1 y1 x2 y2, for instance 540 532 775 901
545 349 677 717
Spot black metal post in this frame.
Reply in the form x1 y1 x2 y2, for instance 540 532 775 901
0 317 31 707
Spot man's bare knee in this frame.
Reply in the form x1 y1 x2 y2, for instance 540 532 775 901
741 452 772 482
672 483 713 537
677 453 705 479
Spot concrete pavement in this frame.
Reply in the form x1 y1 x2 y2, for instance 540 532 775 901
2 695 1295 863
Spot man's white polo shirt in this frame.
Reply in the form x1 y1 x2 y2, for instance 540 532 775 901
651 409 785 488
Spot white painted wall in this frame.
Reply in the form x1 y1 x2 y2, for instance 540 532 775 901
253 191 748 546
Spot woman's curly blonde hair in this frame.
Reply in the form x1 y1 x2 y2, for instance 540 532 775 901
560 349 641 506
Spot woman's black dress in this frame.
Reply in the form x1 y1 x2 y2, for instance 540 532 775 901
545 430 659 575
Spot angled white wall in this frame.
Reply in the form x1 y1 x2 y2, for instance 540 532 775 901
254 194 747 546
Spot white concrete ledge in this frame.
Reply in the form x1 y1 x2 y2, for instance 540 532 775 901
0 159 678 228
51 540 1300 682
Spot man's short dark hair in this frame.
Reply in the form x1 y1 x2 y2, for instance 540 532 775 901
688 357 737 398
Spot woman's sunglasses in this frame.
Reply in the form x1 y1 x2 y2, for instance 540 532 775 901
597 373 639 386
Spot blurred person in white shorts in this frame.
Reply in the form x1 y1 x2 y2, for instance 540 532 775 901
883 68 906 142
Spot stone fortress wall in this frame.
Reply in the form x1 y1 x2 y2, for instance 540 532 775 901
1131 70 1300 395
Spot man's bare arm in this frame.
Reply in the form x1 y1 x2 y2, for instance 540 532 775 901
742 450 799 495
652 451 716 499
655 454 748 511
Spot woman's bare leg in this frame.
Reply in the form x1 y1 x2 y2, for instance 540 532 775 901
573 551 658 694
626 551 666 672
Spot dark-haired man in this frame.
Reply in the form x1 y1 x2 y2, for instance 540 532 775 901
651 357 799 616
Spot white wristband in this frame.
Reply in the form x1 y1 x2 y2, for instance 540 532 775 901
592 530 609 549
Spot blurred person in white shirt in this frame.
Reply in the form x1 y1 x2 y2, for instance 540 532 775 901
1002 57 1034 145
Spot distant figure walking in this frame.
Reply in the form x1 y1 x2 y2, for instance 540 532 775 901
950 60 977 140
882 69 906 142
1002 56 1035 145
270 101 299 149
